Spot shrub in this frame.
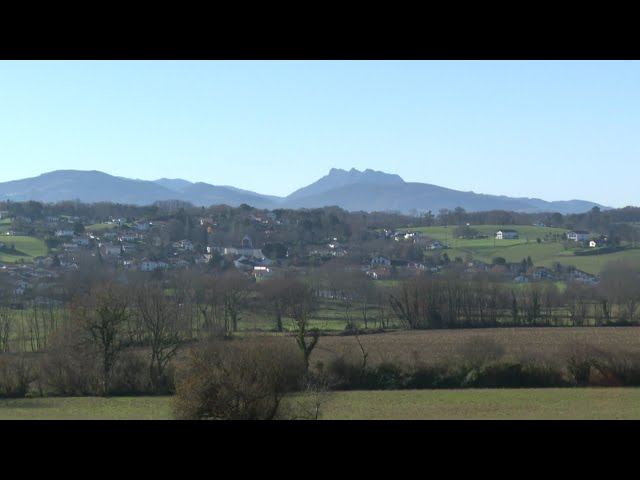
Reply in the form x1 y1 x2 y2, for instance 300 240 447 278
324 356 362 390
110 349 153 395
172 338 306 420
0 354 37 398
38 326 102 396
361 362 406 390
461 361 565 388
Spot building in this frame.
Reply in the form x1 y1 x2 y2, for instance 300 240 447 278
567 231 591 242
495 229 519 240
103 245 122 256
222 236 265 259
140 260 168 271
370 255 391 267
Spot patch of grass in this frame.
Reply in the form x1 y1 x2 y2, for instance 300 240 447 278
5 389 640 419
409 224 640 275
85 223 120 232
0 236 47 263
0 396 172 420
313 388 640 419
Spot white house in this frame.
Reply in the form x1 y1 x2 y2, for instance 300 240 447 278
223 237 263 259
567 231 591 242
55 229 75 237
495 229 519 240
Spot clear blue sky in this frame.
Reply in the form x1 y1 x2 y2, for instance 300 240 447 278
0 60 638 207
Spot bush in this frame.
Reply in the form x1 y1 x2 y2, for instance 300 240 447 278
324 356 362 390
361 362 407 390
38 326 102 396
461 361 566 388
0 354 37 398
110 349 153 395
564 344 605 386
172 338 306 420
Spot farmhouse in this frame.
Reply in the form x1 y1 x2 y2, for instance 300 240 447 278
495 229 519 240
370 255 391 267
223 235 265 259
567 231 591 242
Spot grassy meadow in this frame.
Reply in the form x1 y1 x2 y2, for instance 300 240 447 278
408 224 640 274
3 388 640 419
313 388 640 420
0 396 172 420
85 223 121 232
0 236 48 263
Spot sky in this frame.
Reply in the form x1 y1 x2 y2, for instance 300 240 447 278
0 60 638 207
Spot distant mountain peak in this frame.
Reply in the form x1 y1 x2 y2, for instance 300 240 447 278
288 168 405 201
326 167 405 182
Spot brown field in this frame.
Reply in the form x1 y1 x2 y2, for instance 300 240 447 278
307 327 640 368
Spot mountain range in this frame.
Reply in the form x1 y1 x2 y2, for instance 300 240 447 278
0 168 608 214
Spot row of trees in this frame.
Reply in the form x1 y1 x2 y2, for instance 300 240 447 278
389 262 640 329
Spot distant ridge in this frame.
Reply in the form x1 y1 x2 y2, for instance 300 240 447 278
0 168 609 214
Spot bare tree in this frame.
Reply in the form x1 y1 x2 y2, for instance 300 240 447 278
0 306 11 353
71 281 131 395
134 282 184 391
260 276 290 332
221 272 250 334
281 279 320 372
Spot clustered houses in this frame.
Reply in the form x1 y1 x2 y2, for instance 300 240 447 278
392 230 422 242
1 205 613 306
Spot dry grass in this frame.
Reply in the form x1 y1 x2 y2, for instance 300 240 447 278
308 327 640 369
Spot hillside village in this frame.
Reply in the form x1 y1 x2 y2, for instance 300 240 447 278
0 201 626 304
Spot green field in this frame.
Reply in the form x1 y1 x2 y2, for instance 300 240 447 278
408 224 640 275
0 396 172 420
0 236 48 263
85 223 120 232
316 388 640 419
3 389 640 419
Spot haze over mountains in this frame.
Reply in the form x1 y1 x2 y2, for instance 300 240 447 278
0 168 608 214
